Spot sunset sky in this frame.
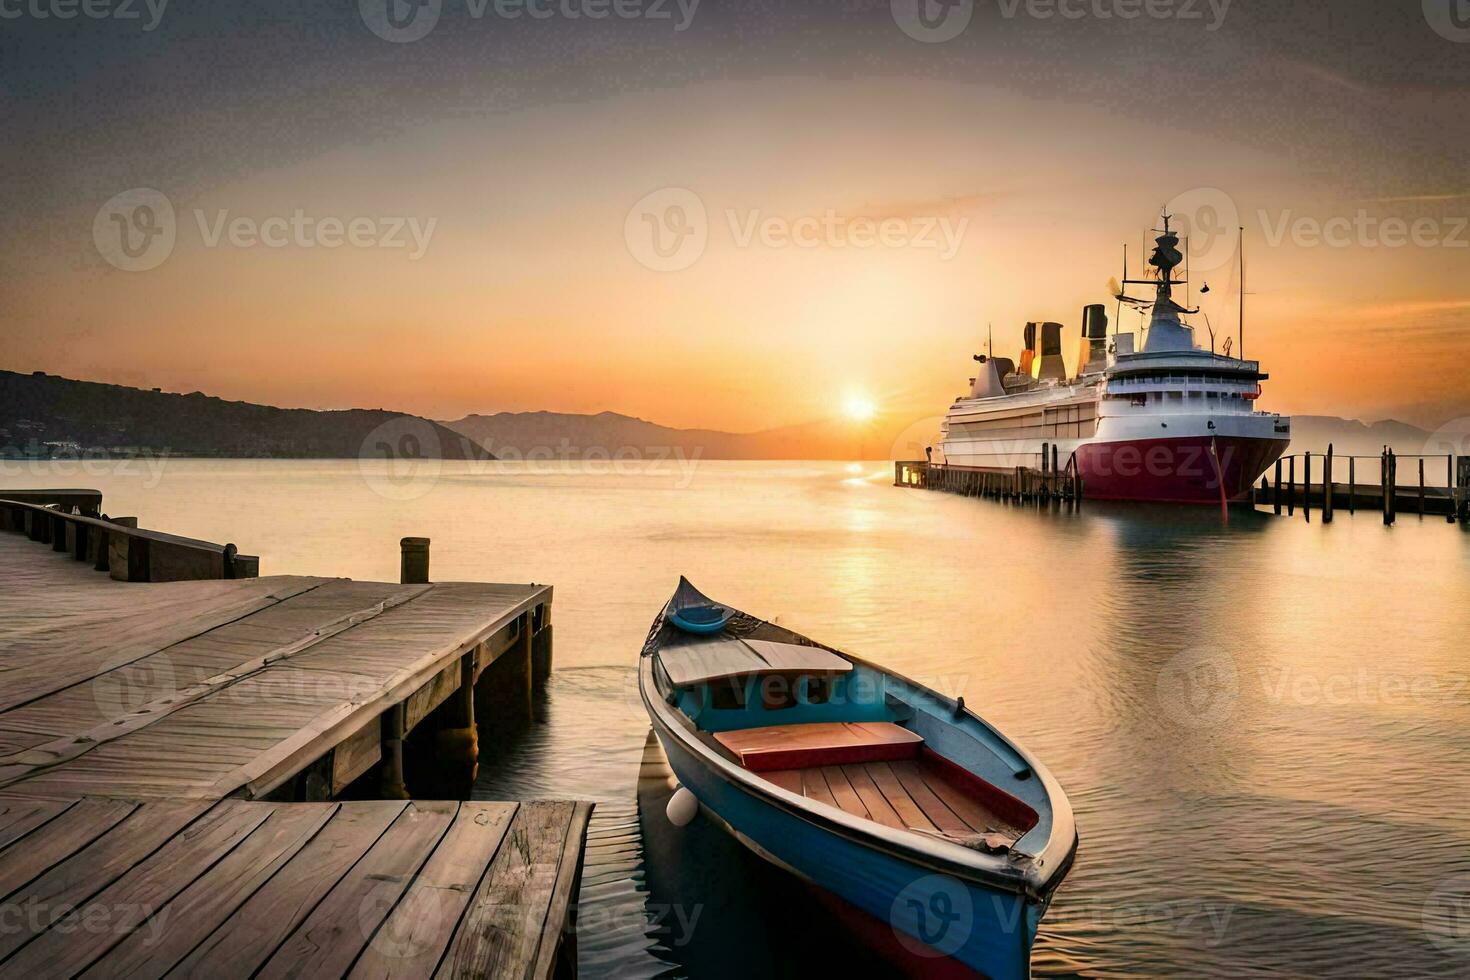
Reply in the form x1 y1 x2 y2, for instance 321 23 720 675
3 1 1467 441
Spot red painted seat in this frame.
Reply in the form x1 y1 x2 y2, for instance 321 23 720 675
714 721 923 772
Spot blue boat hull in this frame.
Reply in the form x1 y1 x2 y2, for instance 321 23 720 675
652 717 1043 979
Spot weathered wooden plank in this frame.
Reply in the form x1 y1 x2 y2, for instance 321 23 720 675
865 761 941 833
530 801 593 980
888 760 972 836
405 661 461 733
167 801 408 977
348 802 518 980
82 803 339 978
0 800 272 975
331 720 382 795
0 798 137 902
0 797 74 851
0 800 211 961
841 764 905 830
819 765 868 819
437 801 577 980
799 767 838 808
256 800 458 979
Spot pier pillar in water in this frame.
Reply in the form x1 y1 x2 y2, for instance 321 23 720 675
1323 446 1334 523
379 702 410 799
1457 457 1470 523
532 603 554 691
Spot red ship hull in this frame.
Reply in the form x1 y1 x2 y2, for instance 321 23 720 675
1076 435 1289 504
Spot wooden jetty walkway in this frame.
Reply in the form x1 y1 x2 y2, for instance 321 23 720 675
1254 448 1469 525
0 491 590 978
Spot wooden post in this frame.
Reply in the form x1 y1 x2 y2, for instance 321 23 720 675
1348 457 1356 515
1418 458 1426 516
1384 450 1397 526
1323 445 1334 523
1303 452 1312 521
400 537 430 585
1450 455 1458 524
1273 459 1282 515
1381 450 1390 525
51 514 68 552
1458 456 1470 523
1288 456 1295 516
380 702 409 800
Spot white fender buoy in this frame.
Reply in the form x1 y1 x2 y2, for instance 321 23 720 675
666 786 698 827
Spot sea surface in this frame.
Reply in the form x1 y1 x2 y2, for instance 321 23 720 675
7 458 1469 978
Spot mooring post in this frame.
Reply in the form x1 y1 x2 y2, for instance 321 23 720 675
1348 456 1356 515
1323 445 1334 523
1303 452 1312 521
1450 455 1458 524
1457 456 1470 523
1288 456 1296 516
1419 458 1426 516
1385 450 1397 526
380 702 410 800
1274 459 1282 515
400 537 430 585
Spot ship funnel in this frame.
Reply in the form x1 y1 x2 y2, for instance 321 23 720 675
1077 304 1109 376
969 354 1007 398
1028 322 1067 382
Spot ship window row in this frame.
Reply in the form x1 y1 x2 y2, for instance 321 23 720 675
1115 391 1251 406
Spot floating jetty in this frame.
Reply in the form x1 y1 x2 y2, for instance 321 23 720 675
0 490 589 978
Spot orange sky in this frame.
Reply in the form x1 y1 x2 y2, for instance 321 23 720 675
5 5 1468 439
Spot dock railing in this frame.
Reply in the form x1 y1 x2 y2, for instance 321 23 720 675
894 447 1084 508
0 491 260 580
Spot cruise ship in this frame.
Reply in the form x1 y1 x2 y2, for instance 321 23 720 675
937 213 1291 504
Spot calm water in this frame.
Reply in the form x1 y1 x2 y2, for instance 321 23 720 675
7 458 1470 977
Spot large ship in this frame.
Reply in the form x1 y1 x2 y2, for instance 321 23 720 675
937 213 1291 504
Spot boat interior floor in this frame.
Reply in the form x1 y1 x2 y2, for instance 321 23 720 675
760 758 1024 849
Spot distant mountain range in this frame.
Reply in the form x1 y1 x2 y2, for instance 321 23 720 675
1 370 489 460
0 369 1450 462
441 411 848 461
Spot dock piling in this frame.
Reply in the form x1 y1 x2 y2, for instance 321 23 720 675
1323 446 1334 523
1288 457 1296 516
1274 460 1282 514
1349 457 1356 515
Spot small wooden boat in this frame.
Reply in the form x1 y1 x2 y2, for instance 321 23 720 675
639 578 1078 979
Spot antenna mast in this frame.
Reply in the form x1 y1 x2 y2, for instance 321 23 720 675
1238 226 1245 359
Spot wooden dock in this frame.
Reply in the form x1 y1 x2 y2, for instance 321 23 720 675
0 491 589 978
1253 449 1469 525
894 459 1083 507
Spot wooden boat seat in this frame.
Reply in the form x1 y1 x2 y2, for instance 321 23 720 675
714 721 923 772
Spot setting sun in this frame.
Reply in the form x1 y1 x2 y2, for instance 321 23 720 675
843 394 877 422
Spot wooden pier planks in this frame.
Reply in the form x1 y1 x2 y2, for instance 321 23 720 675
0 796 591 979
0 561 548 800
